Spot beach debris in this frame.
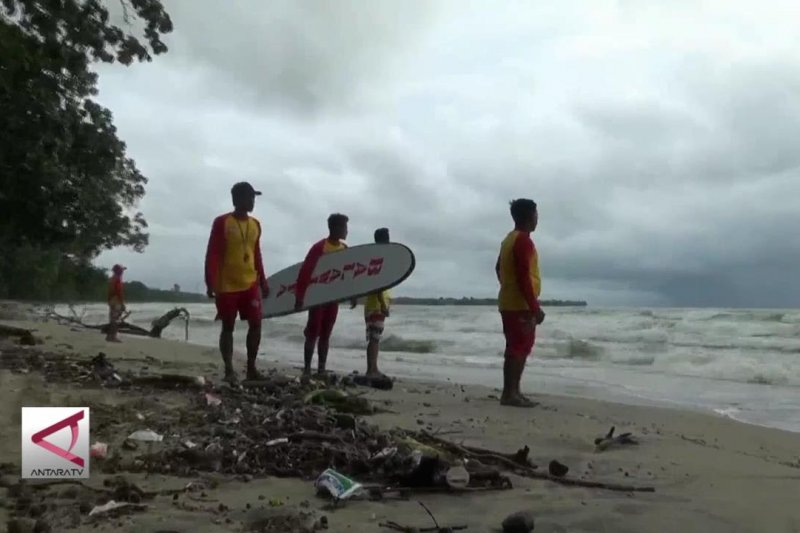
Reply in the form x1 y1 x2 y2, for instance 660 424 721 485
315 468 365 501
127 429 163 442
381 501 468 532
594 426 638 452
351 371 394 391
90 442 108 459
0 323 39 345
445 461 470 489
205 392 222 406
91 352 122 383
502 511 535 533
548 460 569 478
88 500 147 518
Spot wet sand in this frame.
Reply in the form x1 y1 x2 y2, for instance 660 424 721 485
1 314 800 533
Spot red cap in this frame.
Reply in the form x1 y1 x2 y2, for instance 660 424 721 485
112 264 127 274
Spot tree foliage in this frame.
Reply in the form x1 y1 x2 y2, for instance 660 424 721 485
0 0 172 298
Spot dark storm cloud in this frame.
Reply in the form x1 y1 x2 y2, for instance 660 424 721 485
95 1 800 307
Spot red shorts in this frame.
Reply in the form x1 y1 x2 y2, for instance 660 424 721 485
305 303 339 341
501 311 536 360
215 284 262 323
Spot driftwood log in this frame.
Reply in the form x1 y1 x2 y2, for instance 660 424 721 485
47 307 190 340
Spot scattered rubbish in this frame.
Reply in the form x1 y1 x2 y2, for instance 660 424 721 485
445 461 470 489
205 392 222 406
594 426 638 452
88 500 147 518
135 412 146 421
182 440 198 450
127 430 163 442
502 511 535 533
90 442 108 459
315 468 365 501
548 460 569 478
91 352 122 383
266 438 289 447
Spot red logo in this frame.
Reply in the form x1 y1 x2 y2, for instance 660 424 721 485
31 410 85 468
277 257 385 298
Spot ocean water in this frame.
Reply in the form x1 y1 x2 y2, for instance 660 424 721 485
59 304 800 433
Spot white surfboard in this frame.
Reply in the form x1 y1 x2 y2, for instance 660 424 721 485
262 242 415 318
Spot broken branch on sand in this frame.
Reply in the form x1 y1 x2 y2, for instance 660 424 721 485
45 307 190 339
416 431 655 493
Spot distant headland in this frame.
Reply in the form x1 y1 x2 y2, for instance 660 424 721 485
393 297 587 307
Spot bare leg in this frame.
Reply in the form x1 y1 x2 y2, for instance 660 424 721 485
366 339 380 377
246 320 262 379
303 336 316 375
501 356 532 406
220 319 236 381
317 336 330 374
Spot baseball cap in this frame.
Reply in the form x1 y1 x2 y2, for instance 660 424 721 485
231 182 262 197
112 264 126 274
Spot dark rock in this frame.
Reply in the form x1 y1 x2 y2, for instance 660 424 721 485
548 460 569 478
33 519 51 533
502 511 535 533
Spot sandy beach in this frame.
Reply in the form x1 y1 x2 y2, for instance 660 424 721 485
2 310 800 533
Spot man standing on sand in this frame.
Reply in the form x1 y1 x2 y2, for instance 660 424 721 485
363 227 391 379
106 264 126 342
495 198 545 407
205 182 269 384
294 213 357 376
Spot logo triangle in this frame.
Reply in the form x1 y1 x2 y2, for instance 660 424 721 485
31 410 85 468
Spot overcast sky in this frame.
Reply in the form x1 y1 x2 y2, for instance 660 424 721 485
95 0 800 308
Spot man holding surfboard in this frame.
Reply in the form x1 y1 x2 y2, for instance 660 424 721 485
294 213 357 375
205 182 269 384
496 198 545 407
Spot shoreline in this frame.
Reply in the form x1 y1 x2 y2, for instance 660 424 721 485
3 315 800 530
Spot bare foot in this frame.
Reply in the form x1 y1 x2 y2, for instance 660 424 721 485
246 368 265 380
223 371 239 385
500 394 537 408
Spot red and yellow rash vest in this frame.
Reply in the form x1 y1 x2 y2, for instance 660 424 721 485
496 230 542 313
205 213 267 294
108 275 124 306
294 238 347 304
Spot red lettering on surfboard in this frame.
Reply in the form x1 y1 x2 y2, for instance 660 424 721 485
317 270 331 284
367 258 383 275
351 262 366 278
329 268 342 282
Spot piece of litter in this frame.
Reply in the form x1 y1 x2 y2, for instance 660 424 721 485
315 468 364 501
205 392 222 406
127 430 163 442
266 438 289 447
135 412 145 421
182 440 198 449
90 442 108 459
88 500 146 517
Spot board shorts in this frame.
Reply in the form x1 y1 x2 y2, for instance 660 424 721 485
365 312 386 342
501 311 536 360
305 303 339 341
215 283 262 323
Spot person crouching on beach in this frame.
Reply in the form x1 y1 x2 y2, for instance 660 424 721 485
364 227 391 378
294 213 357 376
205 181 270 384
106 264 126 343
495 198 545 407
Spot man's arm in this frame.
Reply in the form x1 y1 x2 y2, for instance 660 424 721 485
295 240 325 307
495 253 501 283
253 220 268 295
512 234 541 314
205 216 226 296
